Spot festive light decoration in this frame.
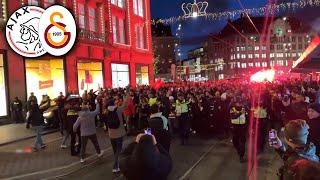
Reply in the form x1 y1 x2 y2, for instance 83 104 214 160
152 0 320 25
250 69 275 82
2 0 7 21
182 0 208 18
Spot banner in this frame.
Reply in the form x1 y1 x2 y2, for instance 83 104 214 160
39 80 53 89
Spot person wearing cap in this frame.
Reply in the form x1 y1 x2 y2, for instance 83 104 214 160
307 103 320 155
271 119 319 179
230 97 248 163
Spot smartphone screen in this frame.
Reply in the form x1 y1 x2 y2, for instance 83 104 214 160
269 129 277 146
144 128 152 135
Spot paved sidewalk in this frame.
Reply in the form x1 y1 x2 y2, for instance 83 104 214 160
0 123 57 146
0 128 131 179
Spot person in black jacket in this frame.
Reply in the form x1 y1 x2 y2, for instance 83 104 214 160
26 101 46 152
11 97 24 123
120 133 172 180
307 103 320 155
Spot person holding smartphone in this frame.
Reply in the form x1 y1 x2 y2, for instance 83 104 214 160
270 119 319 179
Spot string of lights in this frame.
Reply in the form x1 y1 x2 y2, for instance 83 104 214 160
151 0 320 25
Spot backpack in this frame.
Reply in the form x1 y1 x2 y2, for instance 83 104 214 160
148 117 164 131
107 108 120 129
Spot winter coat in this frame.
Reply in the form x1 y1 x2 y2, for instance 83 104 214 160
27 106 44 127
73 104 100 136
307 117 320 155
277 143 319 180
107 105 127 139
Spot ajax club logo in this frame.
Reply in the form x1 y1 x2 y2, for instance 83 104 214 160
39 5 76 56
5 5 76 57
6 6 46 57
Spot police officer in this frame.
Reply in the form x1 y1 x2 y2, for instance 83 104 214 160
230 97 247 163
11 97 24 123
176 93 190 145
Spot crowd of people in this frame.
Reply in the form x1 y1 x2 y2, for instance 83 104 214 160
16 78 320 179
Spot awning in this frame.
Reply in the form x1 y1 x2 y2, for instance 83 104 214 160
291 35 320 73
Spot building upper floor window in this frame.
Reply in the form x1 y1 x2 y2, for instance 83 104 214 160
270 53 275 58
254 54 259 58
248 63 254 67
112 16 127 44
298 36 302 42
28 0 39 5
270 45 274 50
254 46 259 51
248 54 253 59
262 54 267 58
298 44 303 50
133 0 144 17
255 62 260 67
136 24 146 49
88 7 96 32
241 47 245 51
241 54 246 59
44 0 55 8
262 62 267 67
241 63 246 68
111 0 125 8
78 3 85 29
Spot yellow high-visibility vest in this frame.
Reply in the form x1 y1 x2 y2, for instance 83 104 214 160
230 107 246 125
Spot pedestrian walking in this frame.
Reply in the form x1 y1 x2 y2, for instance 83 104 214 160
26 101 46 152
73 100 103 163
106 95 127 173
230 97 247 163
175 93 190 145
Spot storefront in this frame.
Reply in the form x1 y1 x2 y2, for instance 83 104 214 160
0 54 7 117
111 63 130 88
25 59 66 101
77 61 104 95
136 64 149 85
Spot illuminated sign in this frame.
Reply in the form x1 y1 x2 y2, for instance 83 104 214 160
5 6 46 57
38 5 76 56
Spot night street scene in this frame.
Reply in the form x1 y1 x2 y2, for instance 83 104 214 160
1 0 320 180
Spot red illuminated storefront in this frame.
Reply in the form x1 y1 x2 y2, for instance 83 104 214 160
0 0 154 119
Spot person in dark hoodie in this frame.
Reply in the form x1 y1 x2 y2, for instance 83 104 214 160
73 100 102 163
120 133 172 180
307 103 320 155
271 119 319 180
26 101 46 152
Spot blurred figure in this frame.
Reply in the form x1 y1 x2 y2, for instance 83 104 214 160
230 97 248 163
120 134 172 180
10 97 24 123
26 101 46 152
73 100 102 163
307 103 320 155
271 120 319 179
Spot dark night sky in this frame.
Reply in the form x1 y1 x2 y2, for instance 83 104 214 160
151 0 320 59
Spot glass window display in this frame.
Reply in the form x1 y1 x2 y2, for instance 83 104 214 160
25 59 66 102
0 54 7 116
77 61 103 95
112 63 129 88
136 65 149 85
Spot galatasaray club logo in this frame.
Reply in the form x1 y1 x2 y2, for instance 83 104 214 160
5 6 47 58
38 5 76 56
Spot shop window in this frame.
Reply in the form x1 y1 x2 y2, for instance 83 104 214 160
135 25 145 49
78 3 85 29
136 65 149 85
133 0 144 17
112 63 130 88
112 16 127 44
0 54 7 116
25 59 65 102
28 0 39 5
88 7 96 32
77 61 103 95
44 0 55 8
